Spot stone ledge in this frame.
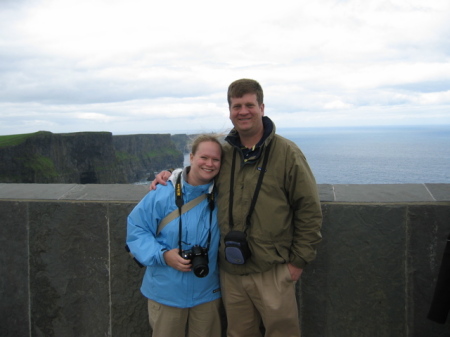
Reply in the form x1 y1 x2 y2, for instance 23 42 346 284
0 183 149 202
318 183 450 203
1 183 449 203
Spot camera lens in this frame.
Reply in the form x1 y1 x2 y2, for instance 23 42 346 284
191 246 209 278
192 255 209 277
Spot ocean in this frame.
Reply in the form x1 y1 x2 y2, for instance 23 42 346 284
279 125 450 184
184 125 450 184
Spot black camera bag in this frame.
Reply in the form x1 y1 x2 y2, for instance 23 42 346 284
224 230 251 265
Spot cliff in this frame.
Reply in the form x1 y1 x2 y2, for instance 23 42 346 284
0 131 184 184
113 134 183 183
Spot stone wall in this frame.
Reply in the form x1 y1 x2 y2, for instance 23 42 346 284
1 183 450 336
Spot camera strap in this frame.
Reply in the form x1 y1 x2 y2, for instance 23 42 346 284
175 173 215 254
228 143 271 232
157 194 207 235
127 171 215 269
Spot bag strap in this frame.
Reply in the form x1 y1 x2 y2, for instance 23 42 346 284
157 194 207 235
246 143 271 228
229 143 272 231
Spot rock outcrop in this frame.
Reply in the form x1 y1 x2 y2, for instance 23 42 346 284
113 134 183 183
0 131 184 184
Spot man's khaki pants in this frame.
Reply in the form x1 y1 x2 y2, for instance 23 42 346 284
147 298 222 337
220 264 301 337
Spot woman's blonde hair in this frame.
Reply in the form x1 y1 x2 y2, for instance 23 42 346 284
190 134 224 156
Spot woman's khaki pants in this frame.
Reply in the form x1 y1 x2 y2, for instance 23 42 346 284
148 298 222 337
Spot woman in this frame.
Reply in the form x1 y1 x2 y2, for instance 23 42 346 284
127 134 223 337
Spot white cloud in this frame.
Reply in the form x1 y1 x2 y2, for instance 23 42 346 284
0 0 450 135
415 90 450 105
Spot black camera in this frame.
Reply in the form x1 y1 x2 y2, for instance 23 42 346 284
181 245 209 278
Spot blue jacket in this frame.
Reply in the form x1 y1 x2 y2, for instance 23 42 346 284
126 168 221 308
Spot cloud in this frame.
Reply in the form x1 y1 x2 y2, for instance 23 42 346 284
0 0 450 135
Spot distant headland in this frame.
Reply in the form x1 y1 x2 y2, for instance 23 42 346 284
0 131 196 184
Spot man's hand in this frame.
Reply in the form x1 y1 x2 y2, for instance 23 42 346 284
163 248 192 272
149 170 172 190
287 263 303 282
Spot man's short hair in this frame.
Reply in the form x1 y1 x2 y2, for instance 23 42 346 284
227 79 264 106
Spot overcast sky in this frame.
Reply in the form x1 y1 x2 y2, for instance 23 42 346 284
1 0 449 136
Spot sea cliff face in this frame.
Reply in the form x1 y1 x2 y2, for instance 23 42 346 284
0 131 184 184
113 134 183 183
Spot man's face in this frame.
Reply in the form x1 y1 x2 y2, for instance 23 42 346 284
229 93 264 135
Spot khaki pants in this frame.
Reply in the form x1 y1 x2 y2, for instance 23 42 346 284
220 264 301 337
148 298 222 337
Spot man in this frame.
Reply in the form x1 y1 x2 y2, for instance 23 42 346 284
152 79 322 337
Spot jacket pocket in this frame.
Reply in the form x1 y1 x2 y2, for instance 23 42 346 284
250 238 290 264
273 241 291 263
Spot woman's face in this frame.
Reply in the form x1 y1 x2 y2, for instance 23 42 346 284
188 141 222 186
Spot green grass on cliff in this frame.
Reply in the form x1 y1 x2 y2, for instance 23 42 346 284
116 147 180 162
116 151 139 161
24 155 58 179
0 131 49 148
145 148 180 158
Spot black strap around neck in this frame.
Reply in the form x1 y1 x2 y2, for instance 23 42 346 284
228 143 271 232
175 174 214 254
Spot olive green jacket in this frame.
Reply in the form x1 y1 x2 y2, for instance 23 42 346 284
216 117 322 275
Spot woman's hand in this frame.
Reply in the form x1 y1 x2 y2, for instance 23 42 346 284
163 248 192 272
